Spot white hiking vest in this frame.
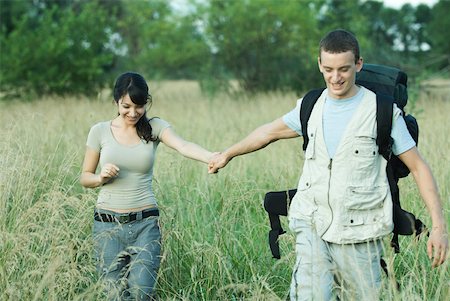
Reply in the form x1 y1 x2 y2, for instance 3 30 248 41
289 87 397 244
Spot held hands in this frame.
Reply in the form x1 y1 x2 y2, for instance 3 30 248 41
99 163 120 184
427 225 449 268
208 152 229 174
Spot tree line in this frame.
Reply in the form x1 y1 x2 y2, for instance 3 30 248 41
1 0 449 97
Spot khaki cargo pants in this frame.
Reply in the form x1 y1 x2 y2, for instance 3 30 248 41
289 219 384 301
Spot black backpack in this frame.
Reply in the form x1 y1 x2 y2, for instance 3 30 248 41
264 64 426 260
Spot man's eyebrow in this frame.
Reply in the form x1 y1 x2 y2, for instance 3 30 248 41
322 64 352 70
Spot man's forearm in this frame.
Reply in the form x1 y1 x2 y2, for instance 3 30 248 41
223 125 276 161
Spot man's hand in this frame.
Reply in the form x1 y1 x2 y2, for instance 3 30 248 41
428 225 449 267
208 152 230 174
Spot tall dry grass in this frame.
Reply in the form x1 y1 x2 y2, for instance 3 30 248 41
0 81 448 300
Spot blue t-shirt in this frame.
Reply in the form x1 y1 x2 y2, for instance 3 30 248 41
282 88 415 158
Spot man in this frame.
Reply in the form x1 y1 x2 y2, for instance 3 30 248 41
208 29 448 300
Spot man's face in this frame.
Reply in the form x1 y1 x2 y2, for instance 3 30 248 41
318 50 363 99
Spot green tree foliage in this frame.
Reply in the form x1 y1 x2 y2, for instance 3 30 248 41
351 1 448 76
427 0 450 70
1 0 448 98
358 1 398 64
113 0 210 79
415 4 432 52
397 4 417 58
202 0 321 93
0 1 114 96
315 0 368 36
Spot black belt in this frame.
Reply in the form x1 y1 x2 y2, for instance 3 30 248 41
94 209 159 223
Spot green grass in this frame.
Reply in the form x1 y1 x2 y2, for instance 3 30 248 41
0 81 448 300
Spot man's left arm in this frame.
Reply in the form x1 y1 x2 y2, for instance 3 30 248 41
398 146 448 267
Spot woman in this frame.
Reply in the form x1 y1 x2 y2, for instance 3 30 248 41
80 72 214 300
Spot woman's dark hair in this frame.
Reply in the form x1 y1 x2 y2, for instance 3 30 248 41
319 29 360 63
113 72 155 142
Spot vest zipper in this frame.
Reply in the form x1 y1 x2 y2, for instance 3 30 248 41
323 158 334 234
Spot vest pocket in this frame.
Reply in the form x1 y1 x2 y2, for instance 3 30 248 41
342 186 389 228
352 136 378 158
294 175 317 219
345 186 388 210
351 136 379 181
305 128 316 160
298 175 312 191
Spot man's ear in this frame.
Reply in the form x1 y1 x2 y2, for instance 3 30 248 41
317 56 323 72
356 57 363 72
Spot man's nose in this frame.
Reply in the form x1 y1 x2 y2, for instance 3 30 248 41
331 70 340 82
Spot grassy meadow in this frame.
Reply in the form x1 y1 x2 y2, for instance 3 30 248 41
0 81 448 300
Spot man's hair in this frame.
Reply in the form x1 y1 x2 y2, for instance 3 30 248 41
319 29 360 63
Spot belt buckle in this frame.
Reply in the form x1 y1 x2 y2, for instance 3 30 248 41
116 214 129 223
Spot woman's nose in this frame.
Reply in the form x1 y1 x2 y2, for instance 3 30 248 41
129 108 137 117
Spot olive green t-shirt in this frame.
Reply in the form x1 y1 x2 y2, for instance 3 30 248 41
86 118 170 210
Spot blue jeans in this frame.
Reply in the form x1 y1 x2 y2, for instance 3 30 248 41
93 208 161 300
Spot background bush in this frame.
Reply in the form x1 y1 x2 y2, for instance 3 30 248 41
1 0 449 97
0 1 114 96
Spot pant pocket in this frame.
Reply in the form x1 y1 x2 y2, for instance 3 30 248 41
93 220 122 275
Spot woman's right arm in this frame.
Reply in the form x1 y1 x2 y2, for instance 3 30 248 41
80 147 118 188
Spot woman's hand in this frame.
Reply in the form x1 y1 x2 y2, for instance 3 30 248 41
100 164 120 184
208 152 229 174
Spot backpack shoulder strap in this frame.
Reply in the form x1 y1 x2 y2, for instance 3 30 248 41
376 93 394 161
300 88 325 151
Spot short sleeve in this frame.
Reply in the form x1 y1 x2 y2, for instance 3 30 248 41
282 98 303 135
86 123 102 152
391 106 416 156
150 118 171 141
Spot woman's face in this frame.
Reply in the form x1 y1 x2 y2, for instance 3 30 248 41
117 94 146 125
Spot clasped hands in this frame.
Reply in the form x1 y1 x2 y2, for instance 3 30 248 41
208 152 229 174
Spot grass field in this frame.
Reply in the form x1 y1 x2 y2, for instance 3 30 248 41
0 81 448 300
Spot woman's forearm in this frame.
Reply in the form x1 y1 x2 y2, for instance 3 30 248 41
80 172 103 188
